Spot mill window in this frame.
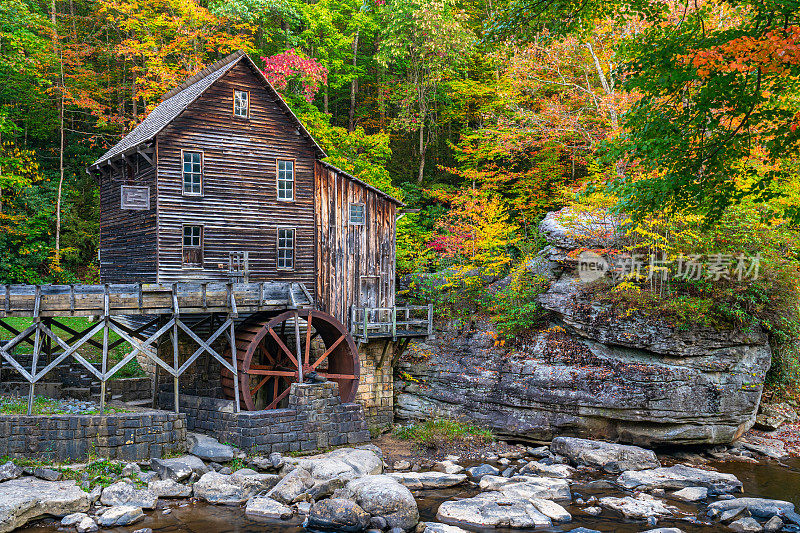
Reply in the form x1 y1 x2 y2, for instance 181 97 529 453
233 89 249 117
277 160 294 201
349 203 365 225
277 227 295 270
182 225 203 267
182 151 202 195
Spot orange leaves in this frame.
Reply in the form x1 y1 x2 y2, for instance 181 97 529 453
689 25 800 79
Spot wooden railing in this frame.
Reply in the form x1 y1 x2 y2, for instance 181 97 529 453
350 304 433 341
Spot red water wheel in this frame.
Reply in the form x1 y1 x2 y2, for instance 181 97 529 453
221 309 359 411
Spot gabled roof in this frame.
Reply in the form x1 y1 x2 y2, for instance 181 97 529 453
89 51 326 169
319 161 404 207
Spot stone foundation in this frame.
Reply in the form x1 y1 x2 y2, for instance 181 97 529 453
0 410 186 461
160 382 370 454
356 340 395 431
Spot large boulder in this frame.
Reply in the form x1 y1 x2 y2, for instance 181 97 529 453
97 505 144 527
708 498 794 519
187 432 235 462
342 475 419 530
478 476 571 501
148 479 192 498
192 470 280 505
100 481 157 509
307 498 371 532
0 478 90 533
550 437 660 473
386 471 468 490
436 492 559 529
244 496 293 519
599 494 676 520
0 462 23 483
287 447 382 482
618 465 743 494
151 455 207 482
265 468 314 504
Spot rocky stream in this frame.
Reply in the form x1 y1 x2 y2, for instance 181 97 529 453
4 431 800 533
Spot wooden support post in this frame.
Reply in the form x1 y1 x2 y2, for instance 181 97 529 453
363 309 369 343
230 315 240 413
100 284 110 413
172 284 180 414
392 307 397 340
28 286 42 415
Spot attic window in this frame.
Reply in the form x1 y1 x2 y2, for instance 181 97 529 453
233 90 249 117
349 203 365 225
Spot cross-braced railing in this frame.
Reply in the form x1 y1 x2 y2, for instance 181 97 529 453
0 282 313 415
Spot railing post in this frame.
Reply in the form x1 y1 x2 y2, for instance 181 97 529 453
100 284 110 413
427 303 434 337
363 308 369 343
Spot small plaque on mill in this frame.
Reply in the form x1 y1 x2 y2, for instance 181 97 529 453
121 185 150 210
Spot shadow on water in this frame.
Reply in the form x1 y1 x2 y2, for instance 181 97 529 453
16 458 800 533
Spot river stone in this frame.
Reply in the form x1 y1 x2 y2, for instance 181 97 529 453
288 447 382 482
97 505 144 527
617 465 743 493
62 512 90 526
641 529 684 533
386 471 468 489
478 475 571 501
550 437 660 473
151 455 207 482
0 462 22 483
33 467 61 482
307 498 370 532
436 492 553 529
245 496 293 519
342 475 419 530
433 461 464 475
529 498 571 522
708 497 794 518
424 523 470 533
76 515 98 533
729 517 763 532
266 467 314 504
192 471 280 505
518 461 575 478
764 516 784 533
599 494 676 520
0 477 91 533
100 481 157 509
187 432 234 462
465 464 500 480
671 486 708 502
148 479 191 498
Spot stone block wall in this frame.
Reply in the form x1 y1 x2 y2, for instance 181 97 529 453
107 378 152 401
356 340 395 431
0 410 186 461
160 382 370 454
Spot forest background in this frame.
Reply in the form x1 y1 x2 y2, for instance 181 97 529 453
1 0 799 388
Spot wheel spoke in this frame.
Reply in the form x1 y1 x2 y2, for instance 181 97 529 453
268 327 298 367
310 334 346 371
266 384 292 410
251 376 270 394
304 315 313 368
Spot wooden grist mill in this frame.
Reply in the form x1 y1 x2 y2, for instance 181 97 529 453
0 50 434 425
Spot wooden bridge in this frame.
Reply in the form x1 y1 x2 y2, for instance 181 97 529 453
0 282 313 415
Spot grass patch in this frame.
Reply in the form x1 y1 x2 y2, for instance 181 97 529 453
0 317 145 379
60 459 126 490
393 418 493 449
0 394 130 415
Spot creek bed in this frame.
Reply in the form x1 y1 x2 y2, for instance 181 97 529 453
15 458 800 533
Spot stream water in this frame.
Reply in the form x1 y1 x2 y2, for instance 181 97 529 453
17 457 800 533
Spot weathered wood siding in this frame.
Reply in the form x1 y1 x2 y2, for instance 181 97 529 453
99 156 157 283
155 60 318 295
315 162 396 326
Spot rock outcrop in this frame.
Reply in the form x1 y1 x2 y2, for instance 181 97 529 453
395 208 772 445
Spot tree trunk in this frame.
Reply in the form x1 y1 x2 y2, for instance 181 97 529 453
417 124 426 183
323 84 329 114
52 0 65 261
349 29 359 132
